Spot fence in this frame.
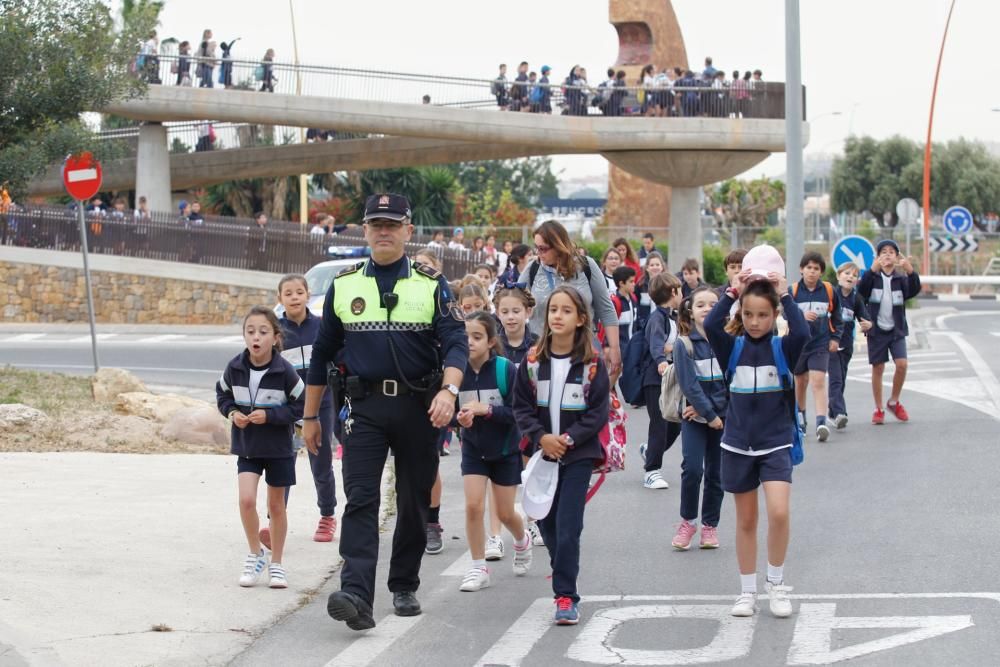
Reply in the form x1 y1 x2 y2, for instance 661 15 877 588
143 54 794 121
0 206 483 278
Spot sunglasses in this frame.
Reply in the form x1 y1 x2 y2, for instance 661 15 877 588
534 243 552 254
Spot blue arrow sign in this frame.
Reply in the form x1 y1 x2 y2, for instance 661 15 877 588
942 205 973 234
831 235 876 273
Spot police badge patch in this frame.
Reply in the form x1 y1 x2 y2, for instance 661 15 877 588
350 297 366 315
449 303 466 321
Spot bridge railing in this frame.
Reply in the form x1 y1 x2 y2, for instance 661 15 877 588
144 54 794 120
0 205 483 278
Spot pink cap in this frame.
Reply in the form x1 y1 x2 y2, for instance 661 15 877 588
741 244 785 282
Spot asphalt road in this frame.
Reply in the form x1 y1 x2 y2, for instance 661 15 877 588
2 303 999 666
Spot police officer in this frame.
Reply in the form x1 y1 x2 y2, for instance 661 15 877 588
303 193 467 632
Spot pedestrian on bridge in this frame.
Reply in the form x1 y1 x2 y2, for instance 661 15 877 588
303 193 467 632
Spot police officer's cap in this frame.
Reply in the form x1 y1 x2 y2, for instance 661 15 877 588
363 193 412 223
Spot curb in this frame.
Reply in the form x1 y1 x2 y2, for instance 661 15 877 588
917 294 1000 302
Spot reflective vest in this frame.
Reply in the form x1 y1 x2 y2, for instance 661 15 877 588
333 261 437 332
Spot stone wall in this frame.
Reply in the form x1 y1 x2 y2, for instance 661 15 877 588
0 248 280 324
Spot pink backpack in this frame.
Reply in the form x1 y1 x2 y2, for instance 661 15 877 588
520 346 625 501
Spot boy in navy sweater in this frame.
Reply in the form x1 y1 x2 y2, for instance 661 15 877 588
611 266 639 343
827 263 871 429
790 252 843 442
858 240 921 424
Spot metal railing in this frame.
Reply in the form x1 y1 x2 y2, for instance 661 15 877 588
0 206 483 278
140 54 793 120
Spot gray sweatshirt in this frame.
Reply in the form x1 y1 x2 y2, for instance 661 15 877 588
523 256 619 336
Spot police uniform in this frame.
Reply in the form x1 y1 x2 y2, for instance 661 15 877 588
306 194 467 621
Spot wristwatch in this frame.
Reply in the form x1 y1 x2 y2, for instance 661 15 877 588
442 384 459 398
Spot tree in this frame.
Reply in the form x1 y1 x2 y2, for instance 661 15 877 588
703 177 785 230
201 176 302 220
0 0 155 198
930 139 1000 217
448 157 559 208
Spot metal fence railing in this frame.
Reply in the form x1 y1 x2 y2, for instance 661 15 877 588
0 206 484 278
138 54 794 121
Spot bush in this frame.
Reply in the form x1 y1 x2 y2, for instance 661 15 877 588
702 246 726 286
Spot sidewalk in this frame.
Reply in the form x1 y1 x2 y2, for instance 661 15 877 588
0 452 389 667
0 323 238 336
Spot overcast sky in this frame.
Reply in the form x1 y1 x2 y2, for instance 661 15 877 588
143 0 999 187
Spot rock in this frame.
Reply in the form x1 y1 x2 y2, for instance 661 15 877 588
160 405 229 446
91 368 148 402
0 403 47 427
115 392 207 422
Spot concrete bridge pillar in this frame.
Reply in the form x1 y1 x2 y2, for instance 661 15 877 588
135 122 171 215
668 186 702 274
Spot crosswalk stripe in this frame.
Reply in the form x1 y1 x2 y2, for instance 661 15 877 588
324 614 424 667
68 333 118 343
1 333 45 342
135 334 185 343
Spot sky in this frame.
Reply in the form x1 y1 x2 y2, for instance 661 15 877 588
139 0 999 190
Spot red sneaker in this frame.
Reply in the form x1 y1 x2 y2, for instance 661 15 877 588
314 516 336 542
887 401 909 422
259 526 272 550
872 409 885 425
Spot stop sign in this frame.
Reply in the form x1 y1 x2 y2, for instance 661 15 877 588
62 152 103 201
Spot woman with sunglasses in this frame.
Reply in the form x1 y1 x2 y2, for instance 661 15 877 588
521 221 622 376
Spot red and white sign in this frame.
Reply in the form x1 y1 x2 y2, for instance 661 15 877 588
62 152 103 201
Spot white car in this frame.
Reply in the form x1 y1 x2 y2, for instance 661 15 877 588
274 258 363 317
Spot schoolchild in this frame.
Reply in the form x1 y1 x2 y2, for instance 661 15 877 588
216 306 305 589
704 264 809 619
610 266 639 343
493 285 545 547
679 258 709 298
640 272 683 490
635 251 666 329
790 251 843 441
857 240 921 424
717 249 748 299
513 286 611 625
670 287 726 550
272 275 338 545
457 312 533 592
459 282 490 315
828 263 872 429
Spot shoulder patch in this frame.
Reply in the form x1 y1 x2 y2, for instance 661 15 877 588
336 261 365 278
413 261 442 280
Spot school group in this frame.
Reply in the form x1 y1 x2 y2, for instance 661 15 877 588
214 219 920 625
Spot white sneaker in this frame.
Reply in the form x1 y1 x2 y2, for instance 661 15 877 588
268 563 288 589
816 423 830 442
512 537 533 576
239 549 269 587
643 470 669 489
833 414 848 430
485 535 504 561
526 520 545 547
459 567 491 592
731 592 758 617
766 581 794 618
638 442 647 464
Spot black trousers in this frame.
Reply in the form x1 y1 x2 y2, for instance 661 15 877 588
644 384 681 472
339 391 439 606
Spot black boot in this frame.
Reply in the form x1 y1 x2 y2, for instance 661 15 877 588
327 591 376 631
392 591 422 617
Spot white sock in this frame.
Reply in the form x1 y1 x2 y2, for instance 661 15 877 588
472 559 487 569
767 562 784 585
740 573 757 594
513 531 530 549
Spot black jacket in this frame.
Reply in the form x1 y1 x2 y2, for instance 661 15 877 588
457 355 519 461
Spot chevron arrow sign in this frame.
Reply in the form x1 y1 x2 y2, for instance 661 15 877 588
930 235 978 252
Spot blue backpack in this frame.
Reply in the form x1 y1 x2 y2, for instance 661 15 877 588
618 327 649 407
725 335 804 465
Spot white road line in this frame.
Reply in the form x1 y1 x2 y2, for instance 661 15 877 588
68 333 118 342
932 330 1000 414
934 311 998 330
210 336 246 345
135 334 186 343
906 351 960 359
0 333 45 342
441 550 474 577
1 362 219 375
323 614 424 667
474 596 554 667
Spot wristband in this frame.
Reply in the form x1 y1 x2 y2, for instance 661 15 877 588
301 415 320 421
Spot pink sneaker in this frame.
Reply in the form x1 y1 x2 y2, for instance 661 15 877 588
672 520 697 550
700 524 720 549
314 516 336 542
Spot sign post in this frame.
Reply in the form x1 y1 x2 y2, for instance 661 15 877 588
62 153 103 373
831 234 876 274
896 197 920 258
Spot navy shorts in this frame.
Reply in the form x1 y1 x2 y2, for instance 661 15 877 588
793 347 830 375
867 328 907 365
721 447 793 494
237 455 297 488
461 451 522 487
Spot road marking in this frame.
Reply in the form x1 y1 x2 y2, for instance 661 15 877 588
933 310 997 331
323 613 424 667
477 594 999 667
931 330 1000 414
211 336 246 345
441 550 474 577
135 334 185 343
68 333 118 342
906 351 959 359
787 603 973 665
567 604 755 665
1 333 45 342
0 362 219 375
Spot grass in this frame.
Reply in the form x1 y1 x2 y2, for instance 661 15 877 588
0 366 108 416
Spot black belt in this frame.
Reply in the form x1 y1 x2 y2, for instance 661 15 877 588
345 377 417 399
